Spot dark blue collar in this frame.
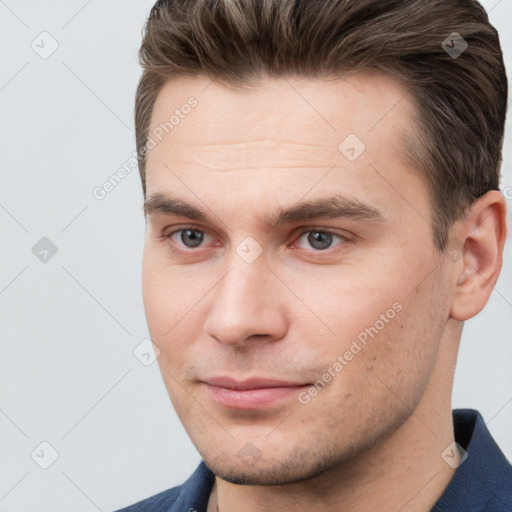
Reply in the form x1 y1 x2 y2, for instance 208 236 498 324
431 408 512 511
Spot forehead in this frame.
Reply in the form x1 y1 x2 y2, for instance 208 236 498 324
147 71 415 164
144 72 420 213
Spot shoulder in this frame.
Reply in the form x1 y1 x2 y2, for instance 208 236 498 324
115 486 181 512
114 460 215 512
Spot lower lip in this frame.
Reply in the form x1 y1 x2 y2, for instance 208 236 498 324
203 383 308 409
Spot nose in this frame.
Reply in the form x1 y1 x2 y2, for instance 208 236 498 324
202 258 288 347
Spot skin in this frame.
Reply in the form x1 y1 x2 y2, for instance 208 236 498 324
141 71 507 512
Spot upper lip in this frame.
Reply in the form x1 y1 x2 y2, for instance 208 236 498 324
202 376 308 390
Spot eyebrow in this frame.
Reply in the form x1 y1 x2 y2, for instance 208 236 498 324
143 192 385 227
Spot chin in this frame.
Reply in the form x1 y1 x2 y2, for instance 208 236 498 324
201 445 359 486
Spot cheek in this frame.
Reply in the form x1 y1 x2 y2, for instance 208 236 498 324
142 255 217 396
142 248 206 339
298 301 435 442
286 270 407 355
303 266 444 401
142 273 185 386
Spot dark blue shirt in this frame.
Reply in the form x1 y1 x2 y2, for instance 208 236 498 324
116 409 512 511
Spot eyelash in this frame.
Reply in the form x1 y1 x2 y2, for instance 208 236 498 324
162 225 350 255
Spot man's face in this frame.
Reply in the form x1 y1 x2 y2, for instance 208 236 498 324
142 72 453 484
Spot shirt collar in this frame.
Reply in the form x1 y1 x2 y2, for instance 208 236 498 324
431 408 512 511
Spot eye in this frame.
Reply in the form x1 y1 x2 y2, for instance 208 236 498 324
294 229 346 251
168 228 207 249
163 226 349 254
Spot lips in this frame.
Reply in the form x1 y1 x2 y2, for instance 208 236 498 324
204 376 307 389
201 376 310 409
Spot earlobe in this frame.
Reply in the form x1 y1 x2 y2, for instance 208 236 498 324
449 190 507 322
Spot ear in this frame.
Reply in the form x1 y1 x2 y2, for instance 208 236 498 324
449 190 508 321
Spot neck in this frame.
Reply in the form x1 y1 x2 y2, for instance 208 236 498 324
208 322 461 512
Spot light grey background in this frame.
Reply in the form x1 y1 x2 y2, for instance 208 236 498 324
1 1 511 511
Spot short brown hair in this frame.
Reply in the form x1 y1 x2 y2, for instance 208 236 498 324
135 0 508 250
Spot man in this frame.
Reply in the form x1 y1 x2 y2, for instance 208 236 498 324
117 0 511 510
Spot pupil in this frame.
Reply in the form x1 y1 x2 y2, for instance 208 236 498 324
308 231 332 250
182 229 204 248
